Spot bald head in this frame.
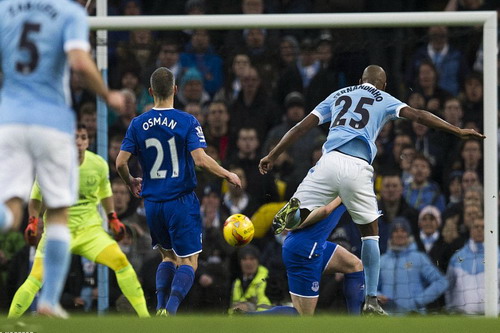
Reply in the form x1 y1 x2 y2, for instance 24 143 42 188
361 65 387 90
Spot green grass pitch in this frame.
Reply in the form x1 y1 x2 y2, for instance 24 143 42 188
1 315 499 333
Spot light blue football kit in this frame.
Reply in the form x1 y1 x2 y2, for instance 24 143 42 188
0 0 89 134
293 83 407 299
0 0 91 313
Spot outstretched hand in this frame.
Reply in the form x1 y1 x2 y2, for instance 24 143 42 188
258 155 274 175
226 172 242 188
459 128 486 140
129 177 142 198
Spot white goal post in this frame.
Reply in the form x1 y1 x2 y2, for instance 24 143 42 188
89 11 498 316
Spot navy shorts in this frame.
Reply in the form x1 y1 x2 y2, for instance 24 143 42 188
144 192 202 257
282 240 338 297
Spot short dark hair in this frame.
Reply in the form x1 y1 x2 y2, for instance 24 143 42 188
150 67 174 100
77 123 87 131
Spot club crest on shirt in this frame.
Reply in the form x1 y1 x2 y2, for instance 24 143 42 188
195 126 206 142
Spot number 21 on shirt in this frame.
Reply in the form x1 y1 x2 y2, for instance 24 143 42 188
145 137 179 179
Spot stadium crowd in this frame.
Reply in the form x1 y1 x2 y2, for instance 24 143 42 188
1 0 499 316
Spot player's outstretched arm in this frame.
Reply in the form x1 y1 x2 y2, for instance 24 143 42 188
399 106 486 140
67 49 125 111
259 113 319 175
191 148 241 188
116 150 142 198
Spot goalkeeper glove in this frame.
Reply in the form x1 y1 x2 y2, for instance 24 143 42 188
24 216 39 246
108 212 125 241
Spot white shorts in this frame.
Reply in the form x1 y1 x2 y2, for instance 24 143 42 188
0 125 78 208
293 151 381 225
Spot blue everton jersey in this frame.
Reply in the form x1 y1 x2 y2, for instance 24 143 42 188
121 108 207 201
0 0 89 134
312 83 407 164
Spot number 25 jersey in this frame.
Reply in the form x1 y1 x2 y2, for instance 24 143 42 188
312 83 407 164
121 108 207 202
0 0 89 134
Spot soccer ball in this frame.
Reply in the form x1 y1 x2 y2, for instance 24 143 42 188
223 214 254 247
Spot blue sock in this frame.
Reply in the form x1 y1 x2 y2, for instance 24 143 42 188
343 271 365 315
0 203 13 231
38 224 71 307
156 261 176 310
166 265 195 315
361 237 380 297
247 306 299 316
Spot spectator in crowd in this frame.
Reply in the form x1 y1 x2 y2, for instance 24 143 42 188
342 173 419 257
226 127 279 205
143 40 183 85
119 70 154 114
275 38 322 109
240 28 280 89
277 36 300 74
398 144 417 185
180 29 224 96
380 133 414 174
109 89 138 139
414 205 450 272
411 60 451 114
404 153 446 212
111 178 151 262
221 166 259 217
78 103 98 153
184 102 205 127
460 71 483 130
445 171 463 207
264 92 325 191
406 26 467 96
461 170 482 190
229 245 271 314
175 67 211 110
378 217 449 314
229 66 277 144
204 101 233 163
188 185 233 312
432 97 465 181
71 71 95 112
450 139 483 182
446 217 500 314
411 121 440 179
214 52 251 104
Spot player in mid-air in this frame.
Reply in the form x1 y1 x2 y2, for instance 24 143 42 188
116 67 241 316
259 65 485 315
8 124 149 319
0 0 124 317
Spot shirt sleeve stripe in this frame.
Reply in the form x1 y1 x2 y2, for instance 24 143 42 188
311 110 324 124
64 40 91 53
395 103 408 118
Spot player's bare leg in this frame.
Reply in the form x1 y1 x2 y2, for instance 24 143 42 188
296 198 343 230
290 294 318 315
357 221 387 316
37 207 70 319
324 246 365 315
275 197 343 234
0 197 23 231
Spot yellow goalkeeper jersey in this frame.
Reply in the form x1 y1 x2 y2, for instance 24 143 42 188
31 150 113 231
